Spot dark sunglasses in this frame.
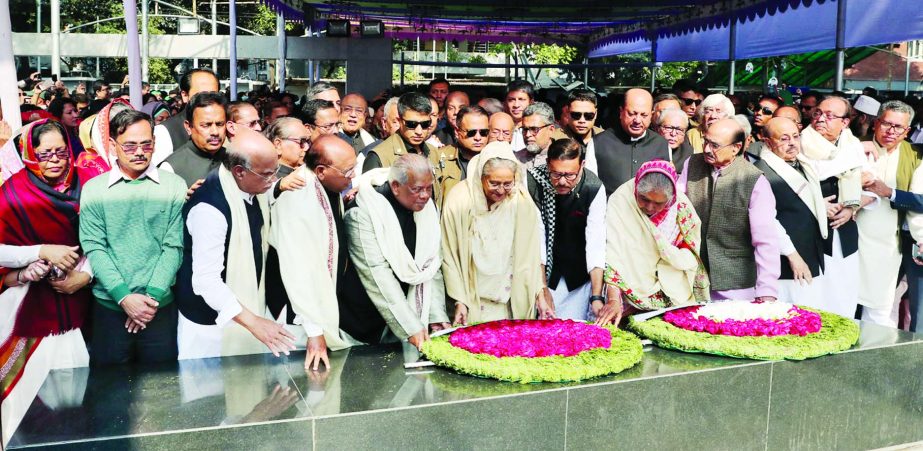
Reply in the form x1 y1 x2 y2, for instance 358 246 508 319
569 111 596 121
680 98 702 107
463 128 489 138
754 106 774 115
403 119 432 130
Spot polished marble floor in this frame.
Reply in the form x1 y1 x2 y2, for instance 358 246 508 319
6 320 923 450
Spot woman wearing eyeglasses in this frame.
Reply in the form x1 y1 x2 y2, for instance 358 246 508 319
0 119 99 419
442 141 550 326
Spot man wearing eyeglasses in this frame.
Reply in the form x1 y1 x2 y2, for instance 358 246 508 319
673 80 704 123
800 96 868 318
527 138 606 321
225 101 263 142
338 93 377 161
267 135 361 370
798 91 823 129
160 92 228 189
856 101 923 328
515 102 559 170
79 110 187 365
678 118 780 302
654 108 693 173
175 129 296 359
488 111 515 144
302 99 341 142
430 105 487 210
685 93 735 154
752 95 782 141
592 88 671 196
264 117 310 181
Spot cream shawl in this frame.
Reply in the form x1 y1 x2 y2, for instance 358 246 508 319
759 148 829 239
800 125 865 206
217 165 271 357
268 166 351 351
606 179 705 308
355 168 442 324
441 141 543 322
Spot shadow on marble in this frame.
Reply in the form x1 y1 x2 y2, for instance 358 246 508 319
767 343 923 451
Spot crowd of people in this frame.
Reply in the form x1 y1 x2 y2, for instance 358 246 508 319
1 66 923 388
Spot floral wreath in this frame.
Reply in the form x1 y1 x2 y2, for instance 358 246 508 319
628 307 859 361
420 319 644 384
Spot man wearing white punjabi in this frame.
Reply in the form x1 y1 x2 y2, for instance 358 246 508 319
174 129 296 359
754 118 828 308
527 138 607 320
799 96 869 317
345 154 450 350
267 135 360 371
857 101 923 327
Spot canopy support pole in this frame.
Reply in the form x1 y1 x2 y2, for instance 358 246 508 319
905 55 912 97
583 57 589 86
400 51 405 88
122 0 142 108
1 0 22 129
50 0 60 76
728 18 737 95
229 0 237 99
211 0 217 73
275 12 284 93
141 0 149 81
834 0 847 92
650 34 658 91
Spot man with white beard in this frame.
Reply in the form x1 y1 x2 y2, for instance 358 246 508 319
514 102 558 170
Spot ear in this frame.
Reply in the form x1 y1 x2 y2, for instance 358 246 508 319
184 120 192 135
109 137 118 151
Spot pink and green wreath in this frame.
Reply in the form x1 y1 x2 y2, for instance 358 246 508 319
629 301 860 361
420 319 643 384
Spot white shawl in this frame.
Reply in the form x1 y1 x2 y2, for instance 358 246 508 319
800 126 865 206
268 166 350 350
759 148 829 239
217 165 271 357
355 169 442 324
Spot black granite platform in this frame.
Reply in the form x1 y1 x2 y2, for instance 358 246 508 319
7 320 923 451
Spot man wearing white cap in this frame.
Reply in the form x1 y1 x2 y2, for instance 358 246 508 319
851 95 880 139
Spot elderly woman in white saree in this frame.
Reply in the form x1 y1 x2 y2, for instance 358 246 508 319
596 160 710 325
441 141 551 325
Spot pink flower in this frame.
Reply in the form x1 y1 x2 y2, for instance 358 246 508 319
448 319 612 358
662 304 822 337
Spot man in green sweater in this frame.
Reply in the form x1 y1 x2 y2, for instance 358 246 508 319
80 109 187 365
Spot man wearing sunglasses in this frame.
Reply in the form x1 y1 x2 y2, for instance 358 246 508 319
673 80 704 122
560 90 604 173
592 88 671 196
79 110 188 365
364 92 434 170
429 105 488 210
752 95 782 141
527 138 606 321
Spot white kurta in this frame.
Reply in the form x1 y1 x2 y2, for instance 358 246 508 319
856 149 902 322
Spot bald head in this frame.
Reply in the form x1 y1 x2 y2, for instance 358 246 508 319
340 93 368 134
773 106 802 130
703 118 745 167
764 116 802 161
488 112 515 143
308 135 357 192
226 128 278 194
620 88 654 138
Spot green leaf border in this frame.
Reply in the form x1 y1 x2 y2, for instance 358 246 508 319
420 325 644 384
628 307 860 361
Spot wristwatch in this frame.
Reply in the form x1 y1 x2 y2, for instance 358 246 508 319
589 295 606 303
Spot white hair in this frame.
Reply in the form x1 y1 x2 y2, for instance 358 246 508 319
696 94 735 122
655 108 688 127
732 114 752 137
389 153 432 184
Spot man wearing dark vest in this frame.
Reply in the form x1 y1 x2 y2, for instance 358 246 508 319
175 129 296 360
160 92 228 188
152 68 220 167
754 117 828 307
678 118 780 301
528 138 607 321
593 88 671 196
